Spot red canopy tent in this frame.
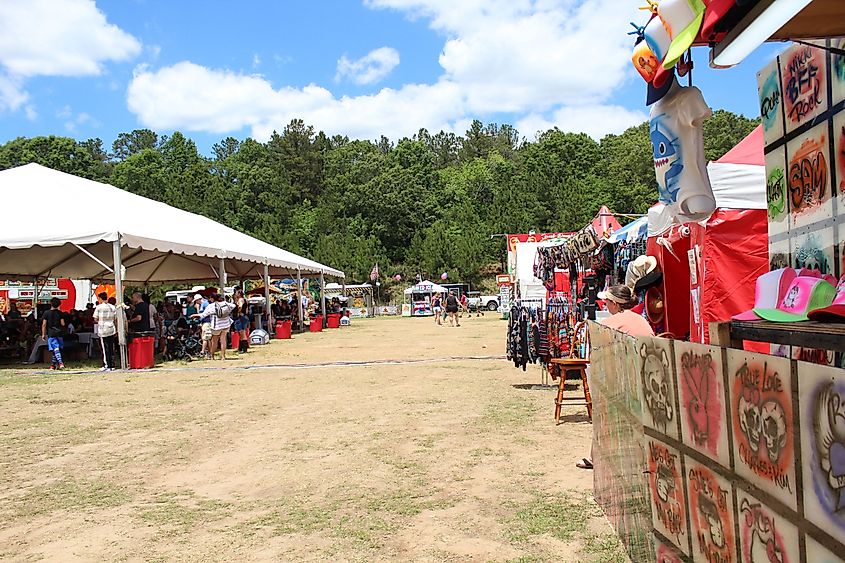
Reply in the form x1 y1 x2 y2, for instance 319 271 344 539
647 126 768 346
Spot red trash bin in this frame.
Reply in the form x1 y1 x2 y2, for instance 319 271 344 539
230 330 240 350
309 315 323 333
326 313 341 329
275 320 292 339
128 335 155 369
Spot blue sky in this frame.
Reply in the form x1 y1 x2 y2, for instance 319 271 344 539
0 0 782 156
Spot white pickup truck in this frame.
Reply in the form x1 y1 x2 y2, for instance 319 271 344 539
467 292 500 312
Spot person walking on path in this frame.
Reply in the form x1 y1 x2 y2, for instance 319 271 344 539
41 297 66 370
445 291 460 327
93 292 117 371
233 288 249 354
432 293 443 325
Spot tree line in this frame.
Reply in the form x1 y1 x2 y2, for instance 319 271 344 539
0 112 757 290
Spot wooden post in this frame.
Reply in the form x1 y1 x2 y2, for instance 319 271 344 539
709 321 742 350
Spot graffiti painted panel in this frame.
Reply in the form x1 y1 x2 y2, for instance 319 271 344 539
736 488 800 563
833 108 845 206
648 440 689 555
655 533 685 563
768 238 790 275
792 225 835 275
675 341 730 466
786 121 833 229
806 536 845 563
798 361 845 543
780 42 828 133
638 336 680 440
831 38 845 107
686 459 736 563
757 57 785 146
726 350 797 511
765 146 789 235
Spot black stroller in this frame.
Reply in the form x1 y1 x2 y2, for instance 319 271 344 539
163 318 202 361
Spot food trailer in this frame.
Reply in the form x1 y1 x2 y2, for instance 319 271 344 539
402 280 450 317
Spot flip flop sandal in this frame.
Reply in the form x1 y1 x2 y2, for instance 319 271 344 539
576 458 593 470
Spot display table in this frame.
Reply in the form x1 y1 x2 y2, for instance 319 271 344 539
709 320 845 352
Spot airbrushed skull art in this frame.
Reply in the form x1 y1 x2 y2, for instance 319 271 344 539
650 116 683 205
641 344 674 433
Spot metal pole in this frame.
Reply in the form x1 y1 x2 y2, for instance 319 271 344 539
219 258 227 294
319 271 325 327
264 263 272 332
296 268 304 333
112 238 127 369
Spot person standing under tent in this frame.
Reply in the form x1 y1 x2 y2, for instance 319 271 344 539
93 292 117 371
445 291 460 327
233 288 249 354
194 294 212 358
129 292 149 337
41 297 66 370
432 293 443 325
195 294 233 360
576 284 653 471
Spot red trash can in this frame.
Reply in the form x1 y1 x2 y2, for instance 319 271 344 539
128 335 155 369
309 315 323 333
326 313 341 329
275 319 292 339
230 330 240 350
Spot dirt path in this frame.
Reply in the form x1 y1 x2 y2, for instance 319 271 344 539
0 316 625 562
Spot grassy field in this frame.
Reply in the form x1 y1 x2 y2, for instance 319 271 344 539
0 315 626 562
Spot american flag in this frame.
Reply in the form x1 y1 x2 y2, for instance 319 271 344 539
370 264 379 281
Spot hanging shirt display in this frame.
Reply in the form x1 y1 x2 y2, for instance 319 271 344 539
649 83 715 223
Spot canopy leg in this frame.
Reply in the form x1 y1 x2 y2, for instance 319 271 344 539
219 258 227 294
113 239 127 370
320 272 326 327
297 268 304 333
264 264 272 332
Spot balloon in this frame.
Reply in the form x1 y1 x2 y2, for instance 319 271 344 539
440 272 448 280
393 274 402 282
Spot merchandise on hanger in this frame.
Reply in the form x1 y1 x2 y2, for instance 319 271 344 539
506 304 543 371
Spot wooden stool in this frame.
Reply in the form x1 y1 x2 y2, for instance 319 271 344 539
550 358 591 423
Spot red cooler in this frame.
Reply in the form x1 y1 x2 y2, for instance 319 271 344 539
128 335 155 369
326 313 341 328
275 319 292 339
309 315 323 333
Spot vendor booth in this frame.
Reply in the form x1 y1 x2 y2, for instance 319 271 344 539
324 283 374 317
402 281 449 317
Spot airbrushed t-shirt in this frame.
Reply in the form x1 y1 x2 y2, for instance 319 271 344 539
650 84 715 222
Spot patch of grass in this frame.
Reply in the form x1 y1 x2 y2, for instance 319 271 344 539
504 491 600 544
5 477 130 519
137 492 232 536
476 396 539 430
583 532 628 562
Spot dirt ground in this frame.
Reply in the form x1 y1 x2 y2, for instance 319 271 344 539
0 314 626 562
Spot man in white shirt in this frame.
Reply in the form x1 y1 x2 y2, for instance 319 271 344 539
93 291 117 370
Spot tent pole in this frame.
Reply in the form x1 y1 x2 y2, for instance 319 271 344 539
219 258 227 295
320 271 325 327
264 264 272 333
112 238 127 370
297 268 304 333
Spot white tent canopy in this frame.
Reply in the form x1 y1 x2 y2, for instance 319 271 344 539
0 164 344 281
403 281 449 295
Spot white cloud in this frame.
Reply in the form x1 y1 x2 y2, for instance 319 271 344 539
336 47 400 85
0 0 140 112
516 105 649 141
126 1 644 141
57 105 96 132
128 61 464 140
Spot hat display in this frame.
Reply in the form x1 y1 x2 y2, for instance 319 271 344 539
625 255 659 288
634 270 664 292
732 267 797 321
644 14 672 64
807 276 845 322
753 276 836 323
700 0 735 40
633 39 661 83
647 72 676 105
658 0 706 69
645 286 665 324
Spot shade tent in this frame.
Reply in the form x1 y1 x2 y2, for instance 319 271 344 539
607 216 648 244
403 281 449 295
0 164 343 281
